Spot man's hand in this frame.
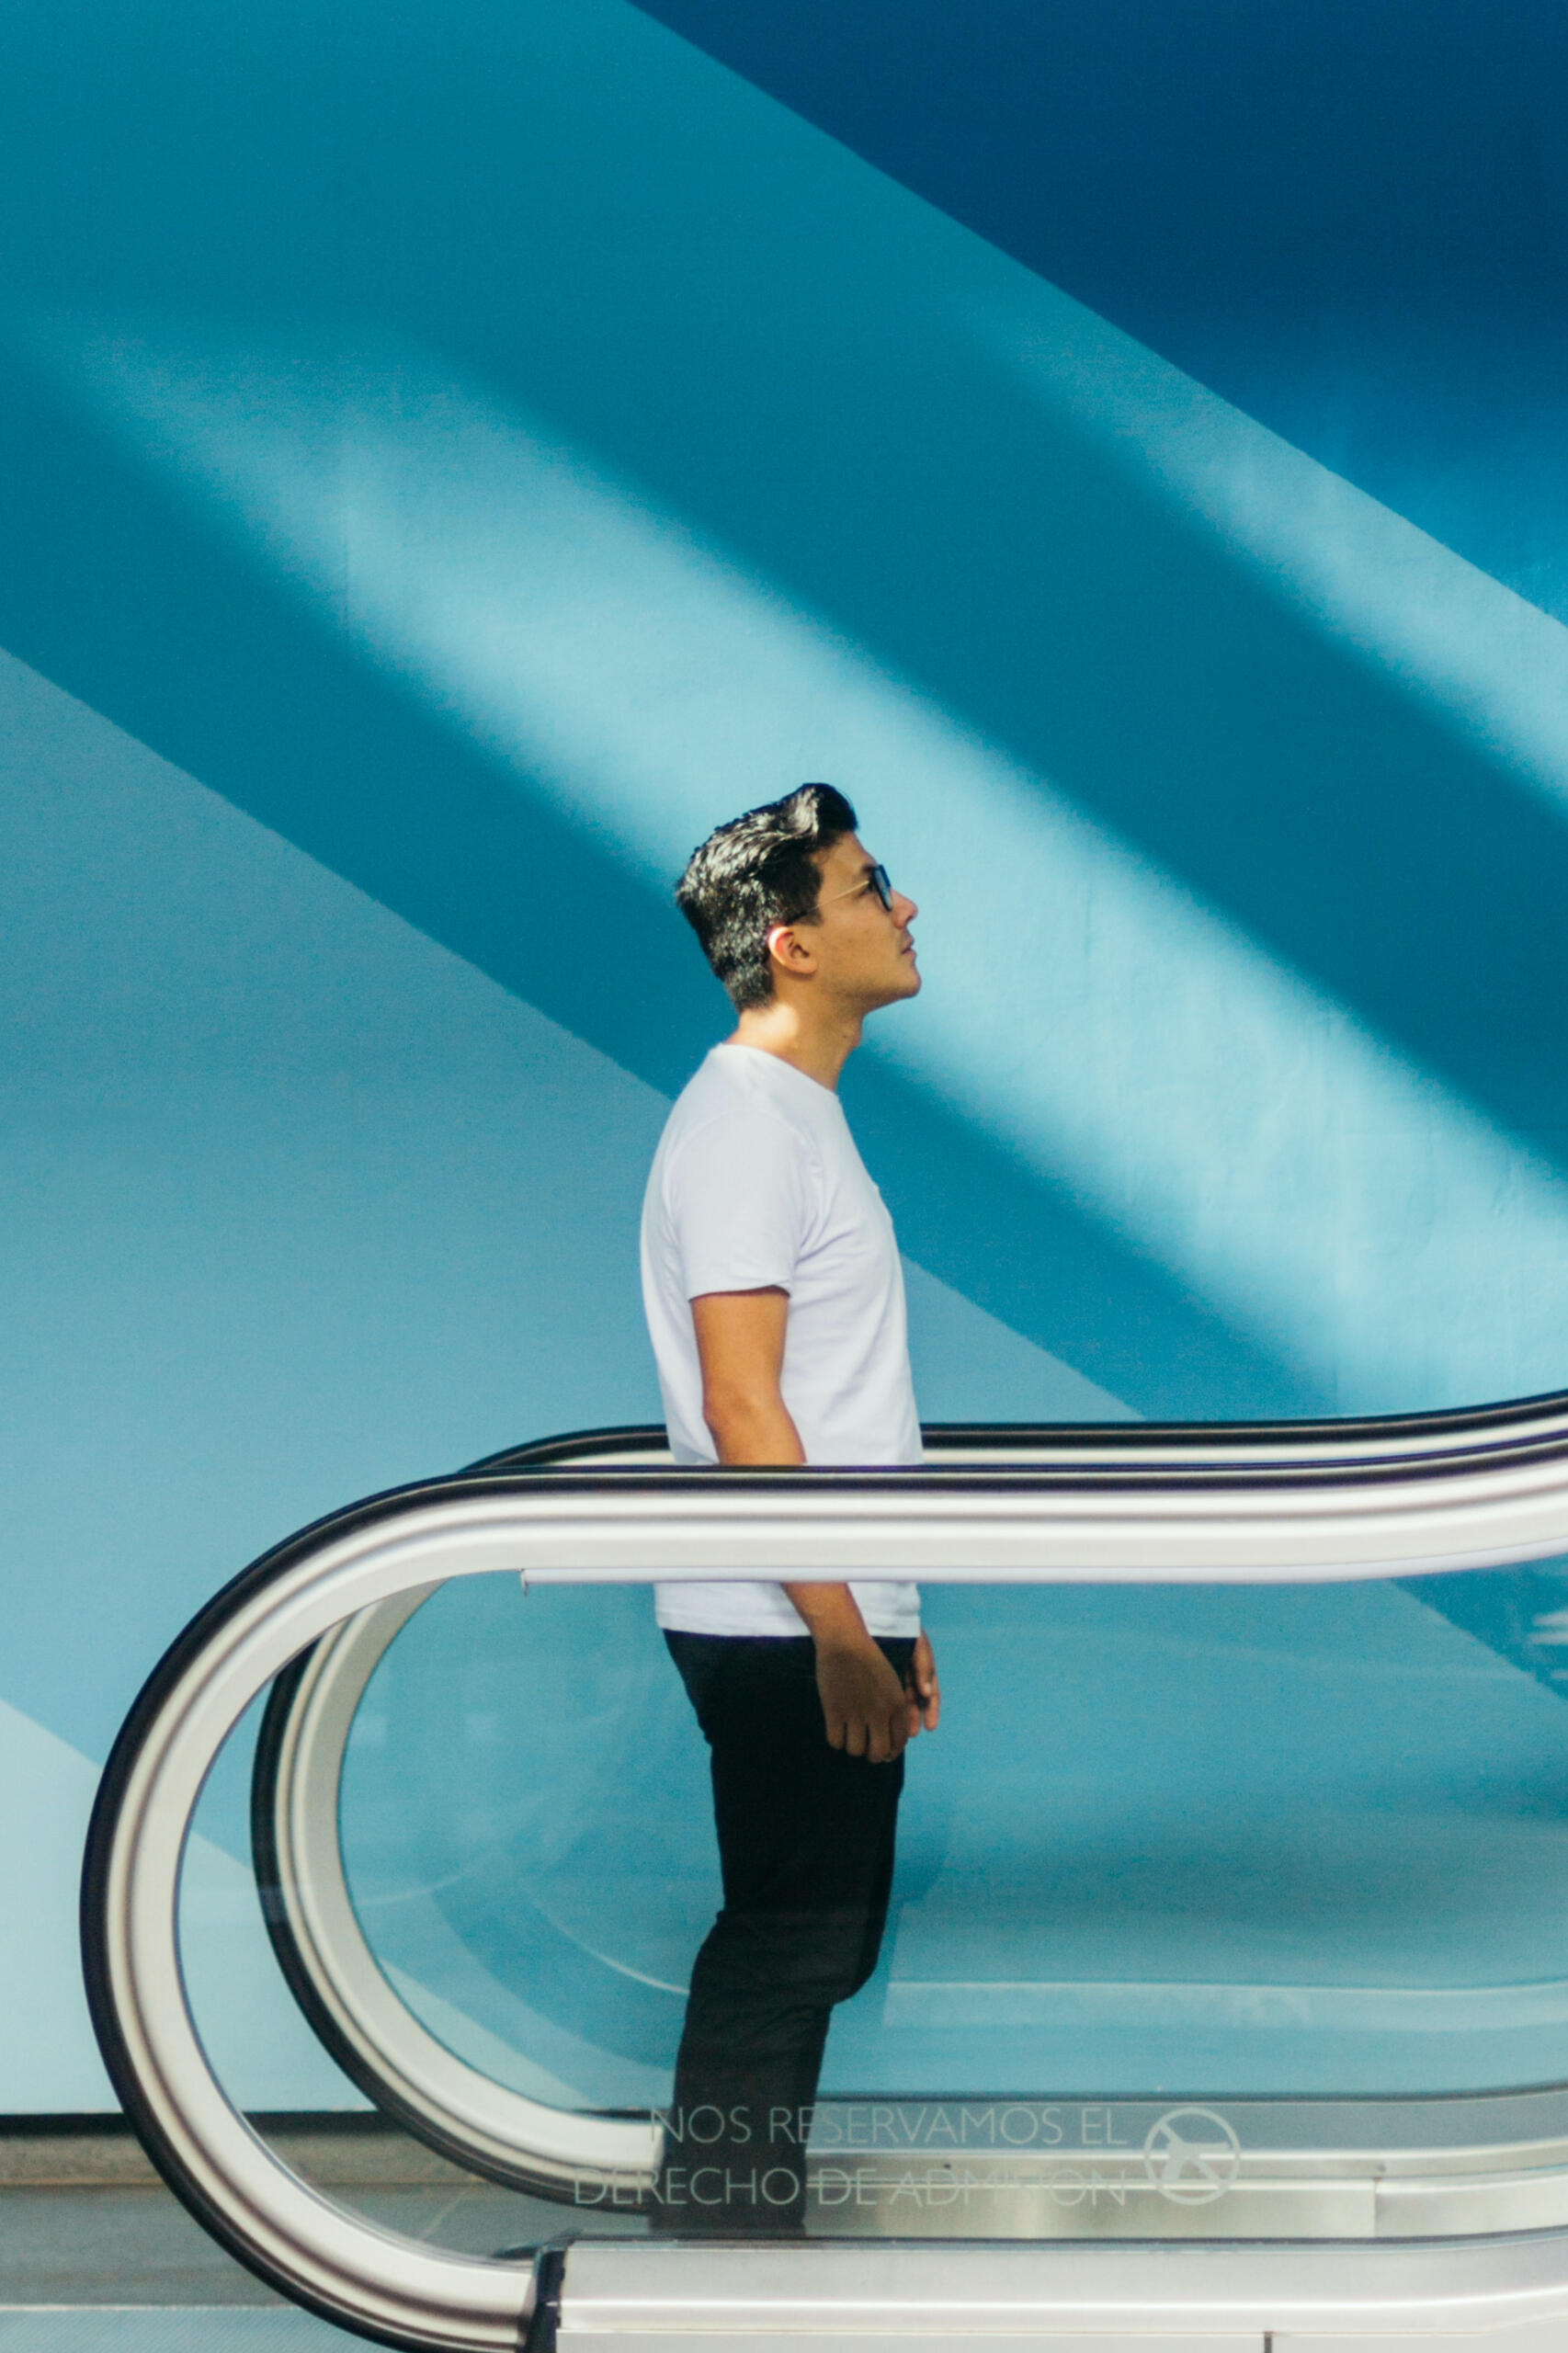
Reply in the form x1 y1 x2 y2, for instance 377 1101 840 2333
905 1630 940 1739
786 1583 937 1761
814 1634 915 1762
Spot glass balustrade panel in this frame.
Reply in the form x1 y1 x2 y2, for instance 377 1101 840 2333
179 1558 1568 2245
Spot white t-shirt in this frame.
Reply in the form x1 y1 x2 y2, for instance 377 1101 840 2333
641 1043 922 1637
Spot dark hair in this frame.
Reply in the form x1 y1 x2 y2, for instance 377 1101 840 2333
676 783 858 1010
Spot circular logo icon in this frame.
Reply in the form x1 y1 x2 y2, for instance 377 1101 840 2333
1142 2107 1242 2204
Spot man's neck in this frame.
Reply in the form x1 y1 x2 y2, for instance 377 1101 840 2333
728 995 863 1091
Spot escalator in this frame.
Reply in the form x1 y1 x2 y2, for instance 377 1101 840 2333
81 1403 1568 2348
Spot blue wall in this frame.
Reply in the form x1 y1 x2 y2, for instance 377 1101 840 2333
639 0 1568 626
5 0 1568 2107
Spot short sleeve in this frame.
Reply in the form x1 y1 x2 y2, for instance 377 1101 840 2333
665 1109 812 1300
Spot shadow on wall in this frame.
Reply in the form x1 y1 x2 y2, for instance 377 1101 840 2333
631 0 1568 627
0 347 1290 1417
4 0 1568 1409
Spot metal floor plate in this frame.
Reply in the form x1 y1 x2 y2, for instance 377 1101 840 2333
0 2320 353 2351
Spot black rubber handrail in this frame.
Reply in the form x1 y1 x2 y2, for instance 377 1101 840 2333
466 1387 1568 1477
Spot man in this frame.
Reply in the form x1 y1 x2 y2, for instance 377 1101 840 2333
640 782 939 2238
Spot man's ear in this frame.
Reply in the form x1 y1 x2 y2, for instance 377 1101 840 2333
766 921 819 981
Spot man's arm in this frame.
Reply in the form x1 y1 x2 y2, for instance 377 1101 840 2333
691 1287 804 1467
691 1288 922 1763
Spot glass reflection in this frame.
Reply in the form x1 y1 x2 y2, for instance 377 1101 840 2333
180 1563 1568 2244
338 1571 1568 2115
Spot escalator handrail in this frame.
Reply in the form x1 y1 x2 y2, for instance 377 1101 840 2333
468 1382 1568 1476
83 1412 1568 2350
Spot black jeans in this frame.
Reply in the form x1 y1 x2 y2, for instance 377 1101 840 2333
653 1631 915 2236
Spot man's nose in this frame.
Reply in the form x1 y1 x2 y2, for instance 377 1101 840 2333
893 892 917 926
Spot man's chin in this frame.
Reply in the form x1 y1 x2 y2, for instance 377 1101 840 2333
863 963 921 1015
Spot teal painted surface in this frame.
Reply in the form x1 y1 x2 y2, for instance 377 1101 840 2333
3 0 1568 2109
637 0 1568 626
8 0 1568 1416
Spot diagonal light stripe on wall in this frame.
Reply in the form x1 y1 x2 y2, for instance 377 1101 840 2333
28 316 1568 1412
